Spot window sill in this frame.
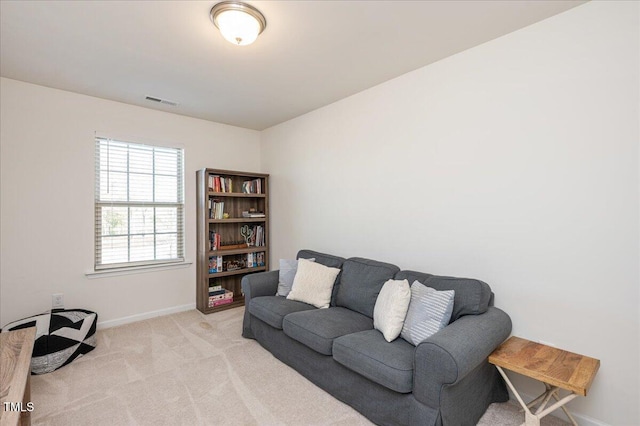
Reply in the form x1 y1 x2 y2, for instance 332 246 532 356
85 260 192 279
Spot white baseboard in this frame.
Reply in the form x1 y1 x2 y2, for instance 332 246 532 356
96 303 196 330
509 391 609 426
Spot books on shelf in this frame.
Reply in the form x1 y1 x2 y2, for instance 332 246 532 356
210 298 233 308
242 178 262 194
208 255 223 273
242 211 265 218
208 290 234 308
211 231 253 252
209 231 221 250
247 252 266 268
208 175 233 193
240 225 265 247
208 199 224 219
217 225 265 249
209 251 265 272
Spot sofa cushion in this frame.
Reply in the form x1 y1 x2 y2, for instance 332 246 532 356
276 258 314 297
287 259 341 309
336 257 400 318
249 296 316 330
395 270 492 322
400 281 455 345
283 307 373 355
297 249 345 269
298 249 346 306
373 279 411 342
333 329 415 393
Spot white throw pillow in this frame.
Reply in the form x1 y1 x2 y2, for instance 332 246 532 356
286 258 340 309
373 279 411 342
401 281 455 346
276 258 314 297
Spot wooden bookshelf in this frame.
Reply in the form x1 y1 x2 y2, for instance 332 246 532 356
196 168 269 314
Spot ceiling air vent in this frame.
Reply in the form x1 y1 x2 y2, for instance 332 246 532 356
145 95 178 107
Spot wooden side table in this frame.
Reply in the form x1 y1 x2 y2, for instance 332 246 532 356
489 336 600 426
1 327 36 426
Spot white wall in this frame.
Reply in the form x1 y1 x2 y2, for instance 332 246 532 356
261 2 639 425
0 77 261 327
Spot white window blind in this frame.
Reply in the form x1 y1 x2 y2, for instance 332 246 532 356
94 137 184 270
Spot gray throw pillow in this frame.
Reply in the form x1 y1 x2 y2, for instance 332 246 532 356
400 280 455 346
276 258 314 297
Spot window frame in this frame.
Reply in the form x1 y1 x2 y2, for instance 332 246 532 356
94 137 185 271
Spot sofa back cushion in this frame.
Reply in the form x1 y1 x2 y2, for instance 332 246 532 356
395 270 492 322
297 249 345 269
297 249 346 305
336 257 400 318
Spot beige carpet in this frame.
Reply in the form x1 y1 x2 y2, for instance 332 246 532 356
30 307 569 425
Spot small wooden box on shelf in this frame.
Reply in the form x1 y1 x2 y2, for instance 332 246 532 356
196 168 269 314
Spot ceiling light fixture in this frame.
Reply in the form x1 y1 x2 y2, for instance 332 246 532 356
210 1 266 46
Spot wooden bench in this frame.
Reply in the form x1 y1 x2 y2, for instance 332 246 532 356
1 327 36 426
489 336 600 426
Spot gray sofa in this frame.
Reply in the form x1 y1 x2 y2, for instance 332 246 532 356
242 249 512 426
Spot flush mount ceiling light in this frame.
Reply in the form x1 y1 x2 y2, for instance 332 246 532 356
210 1 266 46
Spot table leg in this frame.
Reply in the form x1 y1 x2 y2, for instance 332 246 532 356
495 365 540 426
494 366 579 426
21 373 31 426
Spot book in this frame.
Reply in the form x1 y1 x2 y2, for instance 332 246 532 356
210 199 225 219
209 285 222 291
208 255 224 273
208 257 217 273
209 175 233 193
242 211 265 218
209 298 233 308
208 290 234 307
241 178 263 194
209 289 226 296
209 231 221 251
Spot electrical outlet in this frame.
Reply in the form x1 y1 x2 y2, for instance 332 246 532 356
52 293 64 309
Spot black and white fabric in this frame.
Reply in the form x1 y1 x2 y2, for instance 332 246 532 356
1 309 97 374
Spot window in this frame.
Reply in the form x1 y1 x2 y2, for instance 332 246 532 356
94 137 184 270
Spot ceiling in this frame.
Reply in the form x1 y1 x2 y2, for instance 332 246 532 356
0 1 584 131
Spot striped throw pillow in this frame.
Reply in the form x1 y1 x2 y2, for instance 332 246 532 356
400 281 455 346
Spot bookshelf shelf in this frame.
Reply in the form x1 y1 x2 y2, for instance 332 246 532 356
209 246 268 256
207 266 267 278
208 192 267 198
208 218 266 224
196 168 269 314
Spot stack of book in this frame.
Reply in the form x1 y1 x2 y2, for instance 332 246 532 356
241 211 265 218
208 255 223 273
208 175 233 193
209 199 224 219
254 226 265 246
208 286 234 308
242 178 262 194
247 252 265 268
209 231 221 251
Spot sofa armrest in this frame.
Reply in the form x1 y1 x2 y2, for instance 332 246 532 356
412 306 512 407
241 270 279 338
242 270 279 299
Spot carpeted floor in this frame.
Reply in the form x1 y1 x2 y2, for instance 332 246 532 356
30 307 569 425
